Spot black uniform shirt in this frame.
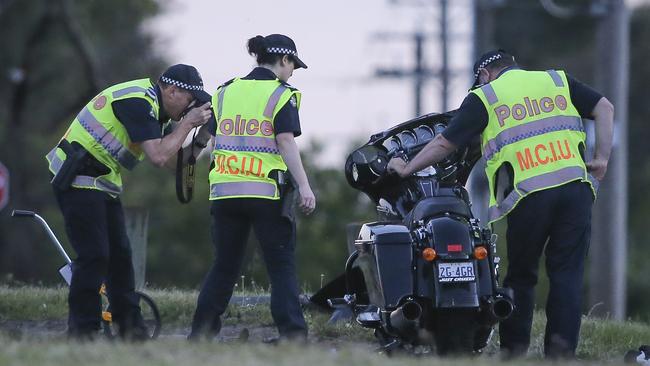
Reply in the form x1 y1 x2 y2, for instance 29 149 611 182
442 68 604 148
112 83 168 143
207 67 302 137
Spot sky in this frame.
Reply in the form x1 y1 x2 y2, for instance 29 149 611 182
149 0 648 166
148 0 475 166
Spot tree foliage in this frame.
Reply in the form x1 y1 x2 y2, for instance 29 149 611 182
0 0 166 280
0 0 375 292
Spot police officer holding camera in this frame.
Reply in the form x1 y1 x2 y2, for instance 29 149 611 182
388 50 613 358
46 64 212 340
189 34 315 342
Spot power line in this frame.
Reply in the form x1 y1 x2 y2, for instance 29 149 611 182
373 0 471 116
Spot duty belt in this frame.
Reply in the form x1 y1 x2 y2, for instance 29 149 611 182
47 148 122 195
488 165 598 222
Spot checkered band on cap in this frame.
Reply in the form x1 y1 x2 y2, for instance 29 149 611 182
267 47 297 56
474 54 503 78
160 76 204 91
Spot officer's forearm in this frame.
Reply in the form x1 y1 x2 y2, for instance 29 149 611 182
276 133 310 189
404 134 457 176
591 97 614 161
141 122 194 168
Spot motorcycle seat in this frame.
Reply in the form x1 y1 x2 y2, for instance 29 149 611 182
404 196 471 226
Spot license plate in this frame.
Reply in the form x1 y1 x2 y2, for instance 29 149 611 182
437 262 475 283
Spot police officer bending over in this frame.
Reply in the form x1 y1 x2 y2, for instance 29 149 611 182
388 50 613 358
46 64 212 340
189 34 315 342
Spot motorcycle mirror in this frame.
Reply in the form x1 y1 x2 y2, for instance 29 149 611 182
345 146 389 188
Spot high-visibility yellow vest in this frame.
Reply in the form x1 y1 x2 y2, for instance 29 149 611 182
471 69 597 223
45 79 160 196
208 78 301 200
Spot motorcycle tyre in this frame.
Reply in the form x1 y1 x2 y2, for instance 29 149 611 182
432 308 477 356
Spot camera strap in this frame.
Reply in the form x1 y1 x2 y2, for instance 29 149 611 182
175 130 197 204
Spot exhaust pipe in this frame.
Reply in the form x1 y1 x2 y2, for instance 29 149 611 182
480 291 515 326
490 296 514 321
389 301 422 334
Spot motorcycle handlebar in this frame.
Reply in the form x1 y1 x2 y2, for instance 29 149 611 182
11 210 35 218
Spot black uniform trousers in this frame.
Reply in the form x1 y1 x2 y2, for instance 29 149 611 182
54 187 141 335
190 198 307 339
499 181 593 358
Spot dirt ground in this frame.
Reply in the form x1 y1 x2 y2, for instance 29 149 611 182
1 319 276 341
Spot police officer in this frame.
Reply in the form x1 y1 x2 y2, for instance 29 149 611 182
46 64 212 340
189 34 316 341
388 50 613 358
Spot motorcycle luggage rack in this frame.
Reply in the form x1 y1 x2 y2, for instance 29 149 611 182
354 239 374 252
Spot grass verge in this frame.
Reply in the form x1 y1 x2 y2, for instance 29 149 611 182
1 285 648 364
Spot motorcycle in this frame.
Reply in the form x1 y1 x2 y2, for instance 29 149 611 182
327 111 514 355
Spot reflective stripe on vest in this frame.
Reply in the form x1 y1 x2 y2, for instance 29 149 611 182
263 85 288 118
482 115 584 160
487 166 597 221
47 148 122 195
210 181 277 198
112 86 147 99
214 135 280 154
547 70 564 87
212 85 229 152
216 86 228 121
77 107 139 170
481 84 499 105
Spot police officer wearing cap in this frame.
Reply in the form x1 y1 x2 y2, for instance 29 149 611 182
388 50 614 358
188 34 315 341
46 64 212 340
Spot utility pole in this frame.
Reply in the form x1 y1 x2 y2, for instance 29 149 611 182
588 0 629 320
414 32 425 116
467 0 497 224
375 31 431 117
535 0 629 320
473 0 497 59
375 0 456 117
440 0 449 111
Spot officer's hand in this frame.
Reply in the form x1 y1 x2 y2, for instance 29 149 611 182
387 158 408 177
182 102 212 128
298 185 316 215
586 158 608 181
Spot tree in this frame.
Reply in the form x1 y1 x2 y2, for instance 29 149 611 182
0 0 166 281
625 5 650 321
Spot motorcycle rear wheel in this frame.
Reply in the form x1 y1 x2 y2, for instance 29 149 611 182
431 308 477 356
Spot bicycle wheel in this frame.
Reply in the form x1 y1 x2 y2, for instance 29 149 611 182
101 291 162 340
137 291 161 339
101 293 118 339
